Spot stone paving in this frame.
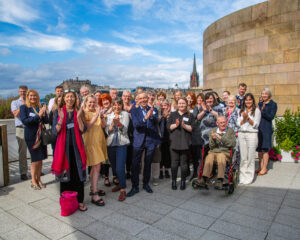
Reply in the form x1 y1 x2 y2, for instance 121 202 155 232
1 158 300 240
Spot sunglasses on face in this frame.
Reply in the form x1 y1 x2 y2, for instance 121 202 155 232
64 89 75 93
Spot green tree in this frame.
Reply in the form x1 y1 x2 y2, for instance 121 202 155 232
43 93 56 104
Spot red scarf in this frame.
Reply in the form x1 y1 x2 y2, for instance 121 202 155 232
51 106 86 176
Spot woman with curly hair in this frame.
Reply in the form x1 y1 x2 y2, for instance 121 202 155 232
99 93 119 186
185 92 197 112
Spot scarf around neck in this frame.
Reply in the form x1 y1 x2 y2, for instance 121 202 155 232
51 105 86 176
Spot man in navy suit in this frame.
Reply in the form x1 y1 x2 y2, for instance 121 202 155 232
127 92 161 197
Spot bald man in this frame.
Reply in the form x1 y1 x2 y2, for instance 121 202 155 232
196 115 236 190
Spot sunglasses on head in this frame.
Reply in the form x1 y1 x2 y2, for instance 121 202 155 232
64 89 75 93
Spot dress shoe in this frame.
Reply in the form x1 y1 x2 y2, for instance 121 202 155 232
118 191 126 201
214 179 224 190
20 174 28 180
180 180 186 190
165 170 170 178
112 185 121 192
143 184 153 193
127 187 139 197
195 178 208 188
172 180 177 190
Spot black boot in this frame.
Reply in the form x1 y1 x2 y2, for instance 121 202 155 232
159 170 164 179
172 180 177 190
165 170 170 178
180 179 186 190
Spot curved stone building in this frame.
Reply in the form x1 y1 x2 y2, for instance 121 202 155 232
203 0 300 115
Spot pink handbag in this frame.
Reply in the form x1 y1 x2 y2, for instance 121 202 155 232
60 191 79 216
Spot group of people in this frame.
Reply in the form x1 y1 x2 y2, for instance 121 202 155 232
11 82 277 211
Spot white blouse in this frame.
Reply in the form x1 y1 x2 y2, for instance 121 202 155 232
237 108 261 133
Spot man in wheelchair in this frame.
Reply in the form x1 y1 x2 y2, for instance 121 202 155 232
196 115 236 190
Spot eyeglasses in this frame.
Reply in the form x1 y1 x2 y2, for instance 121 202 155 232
64 89 75 93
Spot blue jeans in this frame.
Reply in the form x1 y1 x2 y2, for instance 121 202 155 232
108 146 127 189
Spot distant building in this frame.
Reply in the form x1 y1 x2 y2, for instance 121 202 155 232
190 54 199 88
60 77 108 93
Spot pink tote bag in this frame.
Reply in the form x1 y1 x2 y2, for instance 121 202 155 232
60 191 79 216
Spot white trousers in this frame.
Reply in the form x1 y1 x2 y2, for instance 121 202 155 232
238 132 258 184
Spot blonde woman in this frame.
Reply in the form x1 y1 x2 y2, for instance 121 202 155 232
82 95 108 206
171 90 183 112
20 89 48 190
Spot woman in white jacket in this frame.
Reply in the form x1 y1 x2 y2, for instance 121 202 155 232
237 93 261 185
106 98 130 201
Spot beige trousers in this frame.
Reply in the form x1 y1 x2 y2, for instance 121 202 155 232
15 127 28 175
203 152 230 179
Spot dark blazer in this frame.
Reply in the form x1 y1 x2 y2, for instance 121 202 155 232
131 106 161 148
20 105 48 148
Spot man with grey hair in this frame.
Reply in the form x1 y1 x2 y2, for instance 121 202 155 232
196 115 236 190
110 88 118 100
11 85 29 180
80 85 90 98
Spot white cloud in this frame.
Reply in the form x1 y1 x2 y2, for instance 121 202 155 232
0 30 73 51
0 48 11 56
102 0 155 17
80 24 90 33
78 38 180 63
0 0 39 27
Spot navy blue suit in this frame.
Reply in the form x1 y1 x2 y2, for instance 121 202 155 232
131 106 160 188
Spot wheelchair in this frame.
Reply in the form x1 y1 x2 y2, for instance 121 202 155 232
190 145 239 195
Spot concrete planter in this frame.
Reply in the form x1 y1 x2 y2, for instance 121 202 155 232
281 150 295 163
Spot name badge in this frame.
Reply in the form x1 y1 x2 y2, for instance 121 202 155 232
67 123 74 129
29 112 36 117
189 109 193 113
183 117 189 122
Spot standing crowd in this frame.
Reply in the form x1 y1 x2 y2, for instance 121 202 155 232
11 82 277 211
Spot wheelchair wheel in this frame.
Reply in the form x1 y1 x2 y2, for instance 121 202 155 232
225 183 234 195
190 178 201 190
233 169 239 188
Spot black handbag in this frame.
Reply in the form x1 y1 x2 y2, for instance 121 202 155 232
41 126 56 145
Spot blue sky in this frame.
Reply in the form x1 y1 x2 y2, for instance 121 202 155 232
0 0 265 97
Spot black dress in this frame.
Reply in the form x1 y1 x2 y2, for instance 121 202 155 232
257 100 277 152
52 110 86 203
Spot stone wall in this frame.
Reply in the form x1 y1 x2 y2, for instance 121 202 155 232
203 0 300 115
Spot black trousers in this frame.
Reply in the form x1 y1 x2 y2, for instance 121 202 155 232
126 144 133 173
191 145 201 172
160 142 171 169
60 145 84 203
170 149 189 181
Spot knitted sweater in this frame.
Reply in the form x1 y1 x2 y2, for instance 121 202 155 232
209 127 236 153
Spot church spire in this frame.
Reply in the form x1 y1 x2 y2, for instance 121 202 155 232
193 53 196 73
190 53 199 88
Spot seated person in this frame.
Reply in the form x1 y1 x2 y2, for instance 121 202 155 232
196 115 236 189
